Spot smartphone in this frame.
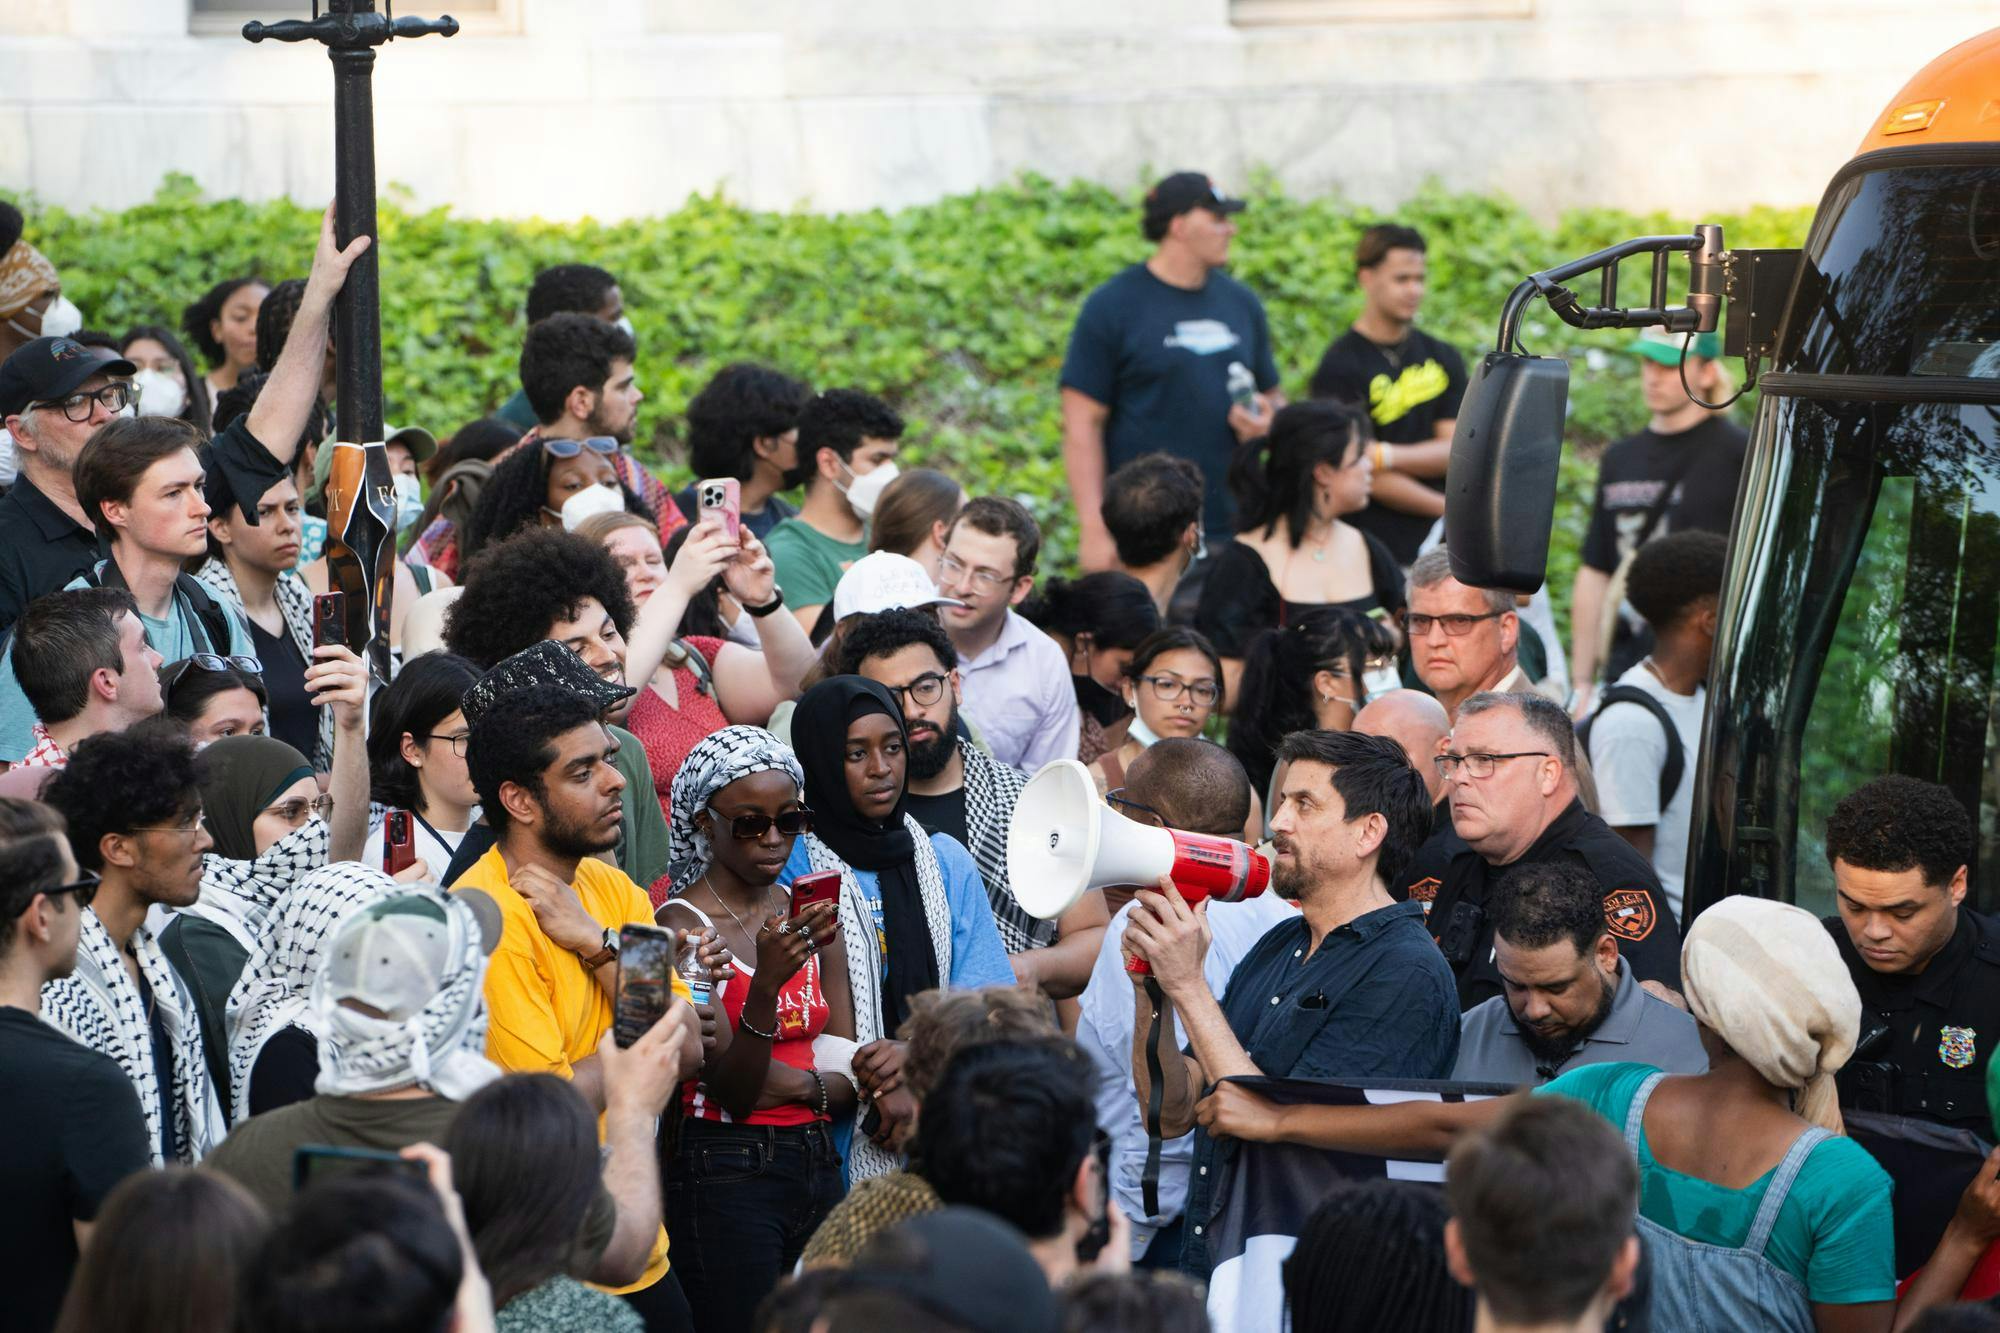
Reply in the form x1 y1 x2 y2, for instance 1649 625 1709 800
614 923 676 1048
312 591 347 650
382 809 416 877
789 870 841 920
696 477 741 542
293 1144 426 1192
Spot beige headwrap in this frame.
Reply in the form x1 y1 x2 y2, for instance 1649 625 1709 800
1682 895 1860 1134
0 241 58 320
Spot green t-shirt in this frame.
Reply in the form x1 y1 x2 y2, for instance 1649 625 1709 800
1539 1062 1895 1304
764 517 867 610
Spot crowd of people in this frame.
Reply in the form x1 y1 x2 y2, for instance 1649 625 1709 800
1 170 1998 1333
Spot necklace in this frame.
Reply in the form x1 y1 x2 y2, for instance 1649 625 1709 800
699 873 775 941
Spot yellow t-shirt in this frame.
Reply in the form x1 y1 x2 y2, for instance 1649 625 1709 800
452 846 690 1291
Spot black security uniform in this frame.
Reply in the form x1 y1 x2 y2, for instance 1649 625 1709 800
1427 797 1682 1010
1828 908 2000 1131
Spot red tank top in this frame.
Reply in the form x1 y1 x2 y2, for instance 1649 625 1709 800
678 908 832 1126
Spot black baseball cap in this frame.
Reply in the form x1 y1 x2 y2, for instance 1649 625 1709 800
1143 172 1247 230
853 1208 1060 1333
0 336 135 419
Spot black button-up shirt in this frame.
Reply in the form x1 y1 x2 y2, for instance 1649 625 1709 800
1830 907 2000 1131
1430 797 1682 1010
0 473 99 636
1180 899 1460 1275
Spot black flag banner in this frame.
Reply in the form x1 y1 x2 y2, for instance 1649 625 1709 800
1202 1075 1510 1333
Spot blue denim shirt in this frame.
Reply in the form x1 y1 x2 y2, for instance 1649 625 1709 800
1179 899 1460 1275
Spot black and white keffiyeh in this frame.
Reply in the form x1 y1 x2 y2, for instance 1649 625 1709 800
311 890 498 1102
194 558 335 770
181 817 331 959
958 740 1054 953
801 818 953 1182
224 861 396 1123
42 910 228 1165
666 724 805 893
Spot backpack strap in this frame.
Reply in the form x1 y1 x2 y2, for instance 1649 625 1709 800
1579 684 1686 812
173 576 237 655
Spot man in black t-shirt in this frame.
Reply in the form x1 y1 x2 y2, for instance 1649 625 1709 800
1569 330 1748 711
0 804 151 1332
1309 224 1469 565
1061 173 1282 569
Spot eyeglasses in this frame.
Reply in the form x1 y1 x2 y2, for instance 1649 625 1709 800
264 795 336 827
161 653 264 698
937 552 1017 594
706 806 815 840
132 812 208 837
881 672 948 708
1138 674 1220 707
1433 752 1552 780
423 732 471 757
543 436 619 459
53 871 101 907
1405 611 1504 637
1105 789 1166 828
31 382 134 423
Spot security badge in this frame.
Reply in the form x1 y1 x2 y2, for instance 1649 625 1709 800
1939 1025 1979 1070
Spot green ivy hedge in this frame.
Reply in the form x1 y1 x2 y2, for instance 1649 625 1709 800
9 174 1812 623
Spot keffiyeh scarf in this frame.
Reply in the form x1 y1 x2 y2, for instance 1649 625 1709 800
802 819 953 1183
312 890 498 1101
194 558 335 770
224 861 396 1124
958 740 1053 953
182 818 332 958
665 724 805 893
42 910 227 1165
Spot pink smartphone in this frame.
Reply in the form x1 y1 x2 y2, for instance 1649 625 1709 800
696 477 741 541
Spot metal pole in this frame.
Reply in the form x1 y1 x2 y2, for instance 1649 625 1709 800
328 8 383 444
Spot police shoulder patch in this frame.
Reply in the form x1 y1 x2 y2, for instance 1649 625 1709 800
1602 889 1658 942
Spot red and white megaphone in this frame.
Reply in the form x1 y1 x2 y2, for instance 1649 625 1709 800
1007 760 1270 974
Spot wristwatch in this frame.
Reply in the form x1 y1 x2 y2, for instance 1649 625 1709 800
742 588 785 618
578 927 619 973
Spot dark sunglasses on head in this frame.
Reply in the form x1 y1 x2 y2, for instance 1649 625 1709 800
707 806 815 840
543 436 619 460
160 653 263 699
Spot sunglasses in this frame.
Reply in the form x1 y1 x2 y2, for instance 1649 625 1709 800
161 653 263 698
543 436 618 460
55 870 100 907
706 806 815 840
1105 789 1166 828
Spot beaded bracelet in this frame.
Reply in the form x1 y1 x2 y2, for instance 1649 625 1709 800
739 1013 779 1041
809 1070 830 1120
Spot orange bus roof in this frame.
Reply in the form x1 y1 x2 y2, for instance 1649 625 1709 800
1859 26 2000 154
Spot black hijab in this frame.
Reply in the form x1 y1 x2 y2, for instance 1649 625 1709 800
793 676 941 1030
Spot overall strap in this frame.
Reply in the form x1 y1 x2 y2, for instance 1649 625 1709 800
1622 1070 1671 1153
1744 1126 1832 1256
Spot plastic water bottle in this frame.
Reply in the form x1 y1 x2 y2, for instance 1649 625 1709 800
1226 361 1259 414
677 936 713 1006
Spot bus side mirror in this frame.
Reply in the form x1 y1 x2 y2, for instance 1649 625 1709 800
1444 352 1570 595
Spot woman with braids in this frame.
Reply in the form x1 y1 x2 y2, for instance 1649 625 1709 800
1282 1180 1473 1333
658 726 853 1333
1194 399 1403 702
181 275 269 410
1020 570 1160 766
1226 606 1399 807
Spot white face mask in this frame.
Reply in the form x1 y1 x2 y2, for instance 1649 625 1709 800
839 459 899 520
1361 661 1402 703
38 295 83 339
613 315 636 340
392 473 426 529
132 367 187 419
555 482 625 530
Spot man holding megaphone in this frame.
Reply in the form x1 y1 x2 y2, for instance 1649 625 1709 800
1121 730 1460 1276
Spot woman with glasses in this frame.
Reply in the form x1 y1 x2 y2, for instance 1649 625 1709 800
1227 607 1401 808
780 677 1016 1184
459 434 650 572
1195 400 1405 703
363 651 483 883
1088 626 1228 777
658 726 853 1333
159 654 268 747
1021 570 1160 766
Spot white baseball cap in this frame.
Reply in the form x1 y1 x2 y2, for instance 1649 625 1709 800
831 551 965 622
322 889 501 1021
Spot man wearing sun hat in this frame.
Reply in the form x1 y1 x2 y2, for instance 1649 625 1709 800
1568 327 1747 708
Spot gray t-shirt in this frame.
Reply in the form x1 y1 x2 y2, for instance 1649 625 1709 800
1452 958 1708 1086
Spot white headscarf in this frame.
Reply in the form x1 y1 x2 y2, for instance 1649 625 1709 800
666 724 805 893
1682 895 1861 1134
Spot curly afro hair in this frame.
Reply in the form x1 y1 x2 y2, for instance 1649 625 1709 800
836 607 956 675
1825 775 1972 888
465 685 605 834
445 527 637 669
683 363 811 481
1625 529 1728 632
44 725 202 871
458 439 647 563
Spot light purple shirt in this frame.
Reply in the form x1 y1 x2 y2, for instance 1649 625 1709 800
954 609 1081 774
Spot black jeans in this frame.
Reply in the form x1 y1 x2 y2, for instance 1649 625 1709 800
665 1119 845 1333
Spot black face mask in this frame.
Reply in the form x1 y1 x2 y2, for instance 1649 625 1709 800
1073 674 1131 728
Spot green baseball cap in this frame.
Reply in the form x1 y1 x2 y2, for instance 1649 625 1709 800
1626 327 1723 366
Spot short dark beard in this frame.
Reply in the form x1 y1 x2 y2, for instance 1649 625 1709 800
1514 970 1616 1067
907 708 959 781
541 801 619 859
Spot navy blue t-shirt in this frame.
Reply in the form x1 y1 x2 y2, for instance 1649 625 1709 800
1060 263 1280 536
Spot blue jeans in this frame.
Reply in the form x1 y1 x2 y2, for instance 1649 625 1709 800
665 1119 845 1333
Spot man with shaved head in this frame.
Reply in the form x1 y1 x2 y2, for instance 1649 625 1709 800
1074 737 1296 1265
1359 689 1461 919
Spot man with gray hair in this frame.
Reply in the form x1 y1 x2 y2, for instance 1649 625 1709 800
1408 546 1598 810
1427 690 1677 1009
